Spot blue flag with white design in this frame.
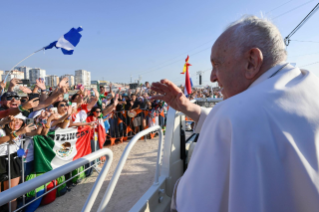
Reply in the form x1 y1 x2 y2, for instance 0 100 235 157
44 27 83 55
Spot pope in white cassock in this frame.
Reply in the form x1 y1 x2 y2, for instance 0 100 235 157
152 15 319 212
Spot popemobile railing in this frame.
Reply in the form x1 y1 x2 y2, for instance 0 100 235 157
0 141 113 212
92 125 163 211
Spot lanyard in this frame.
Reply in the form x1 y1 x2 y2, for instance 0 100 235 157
13 135 25 157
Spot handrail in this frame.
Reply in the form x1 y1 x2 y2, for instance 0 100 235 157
0 148 113 212
97 125 163 212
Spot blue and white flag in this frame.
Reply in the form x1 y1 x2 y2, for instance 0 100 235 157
44 27 83 55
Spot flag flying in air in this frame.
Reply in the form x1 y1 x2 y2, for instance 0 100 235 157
44 27 83 55
181 55 191 74
33 126 92 173
181 55 193 95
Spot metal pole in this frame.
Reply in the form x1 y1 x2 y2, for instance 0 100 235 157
21 140 25 206
0 149 113 208
81 152 113 212
8 144 11 212
154 127 163 185
97 125 162 212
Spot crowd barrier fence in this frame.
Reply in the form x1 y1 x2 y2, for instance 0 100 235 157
106 107 166 145
0 135 107 212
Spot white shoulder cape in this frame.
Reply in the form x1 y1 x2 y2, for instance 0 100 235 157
176 63 319 212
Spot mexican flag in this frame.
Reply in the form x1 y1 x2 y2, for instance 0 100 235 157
33 126 93 173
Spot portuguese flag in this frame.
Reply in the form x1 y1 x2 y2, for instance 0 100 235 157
33 126 93 173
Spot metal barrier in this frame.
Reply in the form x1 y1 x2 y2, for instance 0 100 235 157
107 108 166 142
86 125 163 212
0 148 113 212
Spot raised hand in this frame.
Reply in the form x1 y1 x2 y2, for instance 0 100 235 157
0 80 6 90
49 112 60 121
36 78 46 90
151 79 189 112
151 79 202 122
2 115 14 125
19 86 32 94
58 77 69 88
66 105 74 116
21 123 36 134
22 98 40 110
9 78 21 88
113 94 119 106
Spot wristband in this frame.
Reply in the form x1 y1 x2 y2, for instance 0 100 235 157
10 132 17 140
13 132 18 137
45 124 50 129
18 105 25 112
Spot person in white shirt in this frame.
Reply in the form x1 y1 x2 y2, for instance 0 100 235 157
152 15 319 212
0 113 36 211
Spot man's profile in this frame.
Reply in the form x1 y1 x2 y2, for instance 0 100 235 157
152 15 319 212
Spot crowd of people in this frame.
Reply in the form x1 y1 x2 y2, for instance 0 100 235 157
0 74 221 211
0 78 171 211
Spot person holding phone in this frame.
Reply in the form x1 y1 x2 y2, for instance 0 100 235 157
69 88 99 128
0 114 37 211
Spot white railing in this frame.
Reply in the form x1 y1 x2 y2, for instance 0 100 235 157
95 125 163 212
0 148 113 212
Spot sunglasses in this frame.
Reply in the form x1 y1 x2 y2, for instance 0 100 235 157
21 99 27 103
59 104 67 107
95 110 102 113
6 96 21 101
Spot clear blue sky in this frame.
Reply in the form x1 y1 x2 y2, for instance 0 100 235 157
1 0 318 86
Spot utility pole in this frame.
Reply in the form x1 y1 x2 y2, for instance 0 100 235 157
196 71 203 85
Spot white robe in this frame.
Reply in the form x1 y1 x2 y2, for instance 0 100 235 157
176 63 319 212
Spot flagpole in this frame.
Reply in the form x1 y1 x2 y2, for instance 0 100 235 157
4 47 45 82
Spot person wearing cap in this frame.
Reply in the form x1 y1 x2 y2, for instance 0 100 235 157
0 113 37 211
0 92 39 119
0 84 66 118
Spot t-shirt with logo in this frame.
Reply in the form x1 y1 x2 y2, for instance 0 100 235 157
0 129 22 156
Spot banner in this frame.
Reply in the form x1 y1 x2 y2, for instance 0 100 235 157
34 126 92 173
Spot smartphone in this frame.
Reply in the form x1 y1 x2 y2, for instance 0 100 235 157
28 93 40 100
91 89 95 97
26 118 35 126
51 107 57 114
71 102 77 110
63 93 69 100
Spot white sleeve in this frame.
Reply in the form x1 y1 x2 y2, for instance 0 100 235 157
193 107 212 133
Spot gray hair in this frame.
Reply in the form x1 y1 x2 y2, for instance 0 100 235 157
226 15 287 66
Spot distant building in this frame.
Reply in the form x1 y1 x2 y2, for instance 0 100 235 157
14 66 31 79
45 75 60 88
75 70 91 88
29 68 46 84
60 74 75 87
2 70 24 82
0 70 4 81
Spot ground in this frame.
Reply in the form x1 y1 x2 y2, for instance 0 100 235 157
37 137 160 212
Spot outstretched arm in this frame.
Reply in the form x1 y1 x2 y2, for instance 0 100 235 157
151 79 201 122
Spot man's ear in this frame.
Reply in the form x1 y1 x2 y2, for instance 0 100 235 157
245 48 263 80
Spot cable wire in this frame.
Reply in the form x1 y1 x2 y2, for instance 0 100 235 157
290 39 319 43
300 61 319 67
266 0 294 14
284 2 319 46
